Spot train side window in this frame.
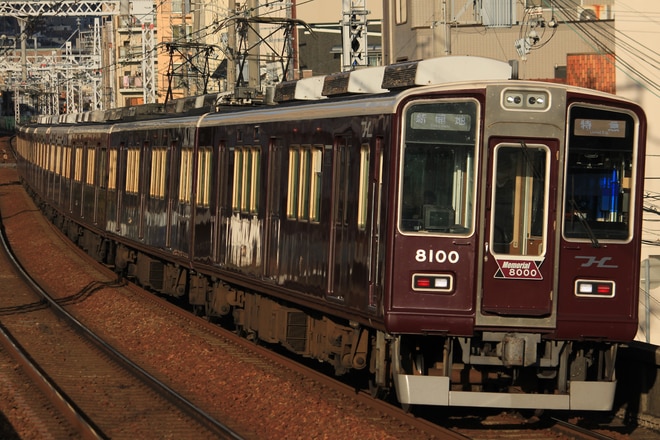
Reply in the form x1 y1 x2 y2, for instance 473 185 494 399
85 145 95 186
564 105 636 242
126 147 140 194
298 147 310 219
309 145 322 223
63 146 71 179
179 147 193 203
108 148 118 190
232 146 260 214
74 145 83 182
357 144 370 230
287 146 300 219
150 147 167 199
51 144 58 173
196 147 213 208
232 147 243 211
287 145 322 222
249 147 261 214
97 146 107 189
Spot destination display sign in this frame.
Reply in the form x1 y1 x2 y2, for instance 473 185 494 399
574 118 626 138
410 112 472 132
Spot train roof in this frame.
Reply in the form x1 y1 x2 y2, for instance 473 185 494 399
26 56 514 127
21 55 643 132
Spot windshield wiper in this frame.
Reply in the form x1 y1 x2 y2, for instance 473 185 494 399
569 199 600 248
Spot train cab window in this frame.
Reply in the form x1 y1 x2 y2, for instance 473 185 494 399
399 100 477 234
491 144 548 256
564 105 637 242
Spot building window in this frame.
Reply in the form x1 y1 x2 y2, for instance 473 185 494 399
395 0 407 24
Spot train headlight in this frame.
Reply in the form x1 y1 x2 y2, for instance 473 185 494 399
574 280 615 298
502 89 550 111
412 273 454 293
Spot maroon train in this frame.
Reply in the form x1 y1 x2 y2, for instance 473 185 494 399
16 56 647 410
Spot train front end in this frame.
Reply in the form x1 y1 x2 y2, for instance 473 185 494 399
385 78 646 410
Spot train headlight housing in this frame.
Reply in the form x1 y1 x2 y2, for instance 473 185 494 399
412 273 454 293
575 279 615 298
502 89 550 111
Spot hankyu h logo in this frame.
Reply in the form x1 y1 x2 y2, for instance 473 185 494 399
575 256 618 268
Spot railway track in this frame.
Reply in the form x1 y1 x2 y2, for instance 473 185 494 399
0 197 242 439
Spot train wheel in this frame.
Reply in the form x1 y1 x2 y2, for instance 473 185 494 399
398 340 425 413
412 351 424 376
368 379 388 399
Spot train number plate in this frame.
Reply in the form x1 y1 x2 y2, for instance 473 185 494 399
494 258 544 280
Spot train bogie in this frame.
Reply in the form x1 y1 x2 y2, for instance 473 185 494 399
15 56 647 412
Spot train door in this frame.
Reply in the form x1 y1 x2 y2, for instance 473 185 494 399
480 139 558 317
264 138 283 279
328 136 372 306
368 137 384 310
214 139 229 264
329 137 351 300
95 143 107 226
192 129 216 261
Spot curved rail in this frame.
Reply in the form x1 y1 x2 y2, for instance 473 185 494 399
0 205 244 440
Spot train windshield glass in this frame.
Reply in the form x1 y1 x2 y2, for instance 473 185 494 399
400 100 477 234
564 105 637 242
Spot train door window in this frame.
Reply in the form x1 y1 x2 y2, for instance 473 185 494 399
399 100 478 234
179 147 193 203
491 144 548 256
564 105 637 242
150 147 167 199
196 147 213 207
108 148 118 190
126 147 140 194
357 144 370 230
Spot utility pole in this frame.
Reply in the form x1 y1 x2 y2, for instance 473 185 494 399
341 0 368 71
141 23 156 103
247 0 260 91
227 3 236 93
